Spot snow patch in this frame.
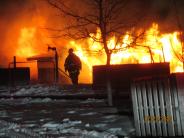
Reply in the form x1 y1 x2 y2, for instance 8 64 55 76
42 119 82 131
81 98 105 104
107 128 122 133
59 127 118 138
42 122 59 128
85 123 90 127
13 117 22 121
0 111 8 117
94 123 107 128
67 110 76 114
103 115 118 119
23 124 36 127
80 112 97 116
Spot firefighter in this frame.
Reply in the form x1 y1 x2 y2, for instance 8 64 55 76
64 48 82 85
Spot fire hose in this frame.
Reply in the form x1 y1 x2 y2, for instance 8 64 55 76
58 68 71 79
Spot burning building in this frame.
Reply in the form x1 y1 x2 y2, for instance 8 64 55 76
27 54 56 84
0 0 184 84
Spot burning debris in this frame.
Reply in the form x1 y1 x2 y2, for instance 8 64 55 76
1 1 184 137
9 23 184 84
0 0 184 84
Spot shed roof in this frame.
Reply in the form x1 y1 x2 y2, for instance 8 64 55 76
27 53 54 62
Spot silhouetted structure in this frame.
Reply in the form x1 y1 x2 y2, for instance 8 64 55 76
0 68 30 86
27 54 70 84
93 63 170 107
28 54 55 83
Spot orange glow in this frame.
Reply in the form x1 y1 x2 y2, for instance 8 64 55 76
16 27 37 57
70 23 184 82
15 27 39 80
15 23 184 83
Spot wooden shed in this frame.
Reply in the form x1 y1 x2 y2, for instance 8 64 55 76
27 54 71 84
27 54 55 83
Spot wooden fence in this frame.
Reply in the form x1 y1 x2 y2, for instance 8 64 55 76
131 74 184 137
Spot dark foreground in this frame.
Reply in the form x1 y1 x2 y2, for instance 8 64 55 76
0 85 135 138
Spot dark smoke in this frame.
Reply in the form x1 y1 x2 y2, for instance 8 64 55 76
145 0 184 32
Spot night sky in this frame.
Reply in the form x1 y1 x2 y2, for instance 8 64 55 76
1 0 184 30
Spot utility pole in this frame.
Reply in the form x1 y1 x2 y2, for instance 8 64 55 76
12 56 16 90
14 56 16 69
48 46 59 83
55 50 59 83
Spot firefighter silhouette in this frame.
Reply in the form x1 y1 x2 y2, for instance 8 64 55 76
64 48 82 85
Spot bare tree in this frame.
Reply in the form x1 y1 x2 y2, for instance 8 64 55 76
47 0 147 65
173 0 184 70
47 0 148 106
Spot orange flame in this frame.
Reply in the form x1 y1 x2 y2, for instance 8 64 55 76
15 27 39 81
71 23 183 82
16 27 37 57
16 23 184 83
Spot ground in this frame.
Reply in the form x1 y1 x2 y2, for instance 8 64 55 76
0 85 135 138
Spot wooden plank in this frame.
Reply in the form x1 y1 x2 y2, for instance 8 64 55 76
173 87 182 136
147 81 157 136
164 79 175 136
175 74 184 136
158 81 168 136
170 76 182 136
131 83 141 136
141 81 151 136
152 81 162 136
137 83 146 136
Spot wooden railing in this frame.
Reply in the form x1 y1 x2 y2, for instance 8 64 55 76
131 74 184 136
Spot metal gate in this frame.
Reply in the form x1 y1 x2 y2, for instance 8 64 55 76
131 74 184 136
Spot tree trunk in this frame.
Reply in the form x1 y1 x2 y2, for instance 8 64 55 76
106 52 111 65
182 42 184 71
99 0 113 106
107 76 113 106
103 39 113 106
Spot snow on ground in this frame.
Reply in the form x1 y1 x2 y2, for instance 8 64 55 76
0 84 95 96
0 85 135 137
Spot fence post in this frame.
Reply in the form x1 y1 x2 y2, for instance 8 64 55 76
158 81 167 136
131 83 141 136
175 74 184 135
12 56 16 88
164 79 175 136
141 81 151 136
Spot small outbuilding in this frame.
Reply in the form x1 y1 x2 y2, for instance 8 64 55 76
27 54 70 84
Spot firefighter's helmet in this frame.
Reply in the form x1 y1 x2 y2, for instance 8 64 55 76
68 48 74 54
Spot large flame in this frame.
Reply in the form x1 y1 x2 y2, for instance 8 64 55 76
75 24 182 66
15 27 39 81
16 27 37 57
16 23 184 83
